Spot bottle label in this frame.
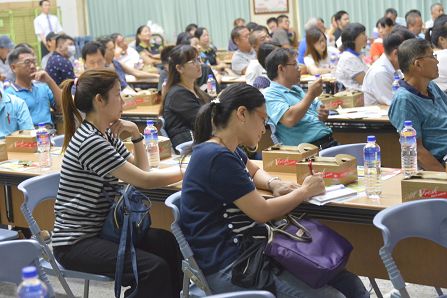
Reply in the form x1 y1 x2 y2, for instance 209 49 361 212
36 132 50 146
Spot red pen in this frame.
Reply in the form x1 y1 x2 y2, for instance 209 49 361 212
7 112 10 124
308 159 313 175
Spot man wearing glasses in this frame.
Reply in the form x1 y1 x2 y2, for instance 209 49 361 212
263 48 334 149
5 46 61 128
389 38 447 171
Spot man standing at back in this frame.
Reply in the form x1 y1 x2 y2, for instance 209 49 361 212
333 10 350 46
426 3 444 29
33 0 63 57
46 34 75 85
263 48 334 148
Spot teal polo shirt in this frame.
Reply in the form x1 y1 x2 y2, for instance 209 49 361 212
389 80 447 162
5 82 55 125
264 81 332 145
0 92 34 139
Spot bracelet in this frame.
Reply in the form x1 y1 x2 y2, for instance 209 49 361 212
131 134 144 144
267 176 280 190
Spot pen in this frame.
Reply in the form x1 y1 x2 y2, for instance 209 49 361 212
7 112 10 124
308 159 313 175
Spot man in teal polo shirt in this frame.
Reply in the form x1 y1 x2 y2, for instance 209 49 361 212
263 48 334 148
0 83 34 139
5 45 61 127
389 38 447 171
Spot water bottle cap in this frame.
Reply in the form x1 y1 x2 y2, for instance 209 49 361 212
22 266 38 279
367 135 376 142
207 74 213 78
37 123 45 127
404 120 412 126
394 74 400 80
146 120 154 125
315 74 321 78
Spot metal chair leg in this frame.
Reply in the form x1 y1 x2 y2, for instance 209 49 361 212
369 277 383 298
435 287 444 296
83 279 90 298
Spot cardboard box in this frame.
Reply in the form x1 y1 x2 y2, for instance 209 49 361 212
5 130 37 153
325 90 364 109
296 154 358 186
124 136 172 160
134 89 159 106
122 95 138 110
262 143 319 173
401 172 447 202
0 140 7 162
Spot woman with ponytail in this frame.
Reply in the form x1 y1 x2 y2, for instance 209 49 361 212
53 69 183 298
426 17 447 92
180 83 369 297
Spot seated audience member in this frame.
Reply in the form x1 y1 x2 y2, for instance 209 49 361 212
135 25 161 65
161 45 211 149
0 90 33 139
176 32 191 46
363 28 415 106
370 17 394 62
266 17 278 36
53 69 183 298
426 3 444 29
246 22 259 32
195 27 226 70
333 10 350 46
297 17 326 64
228 18 245 51
82 41 106 70
428 21 447 92
45 34 76 86
272 15 293 48
264 48 334 147
389 39 447 171
180 83 369 297
231 26 256 75
245 28 272 85
41 32 58 70
185 23 198 37
111 33 140 69
385 7 406 26
6 46 61 126
304 27 339 75
405 9 424 38
335 23 368 91
251 42 279 89
97 36 159 90
0 35 15 82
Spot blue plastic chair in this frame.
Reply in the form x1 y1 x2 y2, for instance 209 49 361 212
373 199 447 298
319 143 366 166
176 140 193 155
165 191 212 297
0 239 55 297
0 227 18 241
18 173 113 298
51 134 64 147
205 291 275 297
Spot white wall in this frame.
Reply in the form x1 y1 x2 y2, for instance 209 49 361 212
57 0 79 36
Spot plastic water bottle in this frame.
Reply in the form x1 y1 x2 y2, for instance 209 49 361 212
206 74 217 97
36 123 51 169
329 52 338 70
400 120 417 178
392 73 400 95
144 120 160 169
364 136 381 199
17 266 48 298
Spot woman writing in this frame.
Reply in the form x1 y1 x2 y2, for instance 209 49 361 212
180 83 369 297
161 45 211 149
52 69 183 298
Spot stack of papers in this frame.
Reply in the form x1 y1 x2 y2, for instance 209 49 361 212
308 184 357 206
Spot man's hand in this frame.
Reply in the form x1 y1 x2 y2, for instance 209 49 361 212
318 104 329 121
31 70 52 84
307 78 323 100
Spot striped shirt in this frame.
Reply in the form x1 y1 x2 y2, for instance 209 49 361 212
52 121 131 246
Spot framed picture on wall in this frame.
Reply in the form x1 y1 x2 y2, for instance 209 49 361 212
253 0 288 14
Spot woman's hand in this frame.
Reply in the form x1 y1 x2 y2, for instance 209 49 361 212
300 173 325 199
270 180 300 197
109 119 140 139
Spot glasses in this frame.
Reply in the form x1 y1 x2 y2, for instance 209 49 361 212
285 62 300 70
415 53 438 61
185 57 202 65
16 59 37 67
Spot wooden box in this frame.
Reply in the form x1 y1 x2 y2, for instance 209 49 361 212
262 143 319 173
328 90 364 108
5 130 37 153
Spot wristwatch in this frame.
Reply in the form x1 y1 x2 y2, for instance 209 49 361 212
131 134 144 144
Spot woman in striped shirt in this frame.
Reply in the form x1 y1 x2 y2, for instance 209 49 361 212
52 68 183 298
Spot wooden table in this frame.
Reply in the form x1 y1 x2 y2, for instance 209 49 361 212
121 104 161 132
126 77 159 89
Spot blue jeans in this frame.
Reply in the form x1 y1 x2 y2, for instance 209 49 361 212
206 263 370 298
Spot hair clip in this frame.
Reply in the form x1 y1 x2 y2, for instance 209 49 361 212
211 98 220 104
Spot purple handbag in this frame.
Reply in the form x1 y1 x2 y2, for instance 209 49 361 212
264 214 353 288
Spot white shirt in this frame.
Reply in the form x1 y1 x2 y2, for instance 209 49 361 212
33 13 63 41
362 54 397 106
245 59 266 85
303 46 339 73
335 50 368 91
434 49 447 92
117 47 140 68
231 49 256 75
426 19 434 30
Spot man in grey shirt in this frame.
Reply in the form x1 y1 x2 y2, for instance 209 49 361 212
231 26 256 75
0 36 14 82
272 15 292 48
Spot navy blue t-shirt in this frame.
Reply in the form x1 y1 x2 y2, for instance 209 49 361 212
180 142 257 275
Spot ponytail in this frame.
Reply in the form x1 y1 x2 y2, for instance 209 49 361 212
193 102 216 144
60 79 82 151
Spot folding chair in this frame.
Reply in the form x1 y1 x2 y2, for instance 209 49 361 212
373 199 447 298
18 173 113 298
319 143 366 166
50 134 64 147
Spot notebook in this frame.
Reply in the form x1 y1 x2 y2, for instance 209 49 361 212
308 184 357 206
